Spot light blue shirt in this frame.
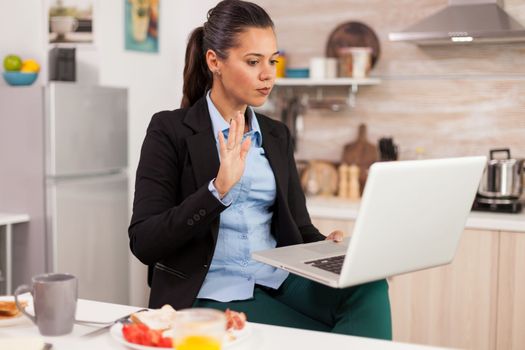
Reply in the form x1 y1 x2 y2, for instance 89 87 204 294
197 92 289 302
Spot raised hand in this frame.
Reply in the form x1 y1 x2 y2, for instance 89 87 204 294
213 111 251 198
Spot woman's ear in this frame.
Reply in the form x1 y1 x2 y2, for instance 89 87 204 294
206 49 221 75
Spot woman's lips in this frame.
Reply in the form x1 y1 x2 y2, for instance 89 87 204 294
257 87 271 96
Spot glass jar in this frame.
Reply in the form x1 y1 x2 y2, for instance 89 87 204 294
338 47 372 78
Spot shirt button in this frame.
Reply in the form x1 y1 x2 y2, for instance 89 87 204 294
242 260 248 267
241 234 247 239
187 219 194 226
199 209 206 216
193 214 200 221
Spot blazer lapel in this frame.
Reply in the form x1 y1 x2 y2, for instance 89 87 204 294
183 97 220 188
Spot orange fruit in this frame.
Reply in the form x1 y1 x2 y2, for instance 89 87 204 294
21 59 40 73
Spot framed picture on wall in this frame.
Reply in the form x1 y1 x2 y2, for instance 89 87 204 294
49 0 94 43
125 0 159 53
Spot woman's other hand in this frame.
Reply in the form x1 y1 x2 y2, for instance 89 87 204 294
214 111 251 197
325 230 344 243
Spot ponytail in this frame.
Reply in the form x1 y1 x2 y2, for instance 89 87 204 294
181 27 211 108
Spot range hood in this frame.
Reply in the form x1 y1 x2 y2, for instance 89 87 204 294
389 0 525 45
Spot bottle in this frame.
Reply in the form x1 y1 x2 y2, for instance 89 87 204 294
348 164 360 201
338 163 349 198
276 50 286 78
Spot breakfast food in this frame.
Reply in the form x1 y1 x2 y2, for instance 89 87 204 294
122 323 172 348
123 305 247 348
225 309 246 331
0 300 27 319
130 304 177 331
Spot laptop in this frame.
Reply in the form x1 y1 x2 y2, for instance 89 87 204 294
252 156 486 288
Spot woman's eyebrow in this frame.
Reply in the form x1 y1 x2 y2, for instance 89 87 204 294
243 51 280 57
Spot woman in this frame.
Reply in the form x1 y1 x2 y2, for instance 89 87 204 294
129 0 391 340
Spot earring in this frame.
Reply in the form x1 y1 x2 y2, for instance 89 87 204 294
215 70 221 76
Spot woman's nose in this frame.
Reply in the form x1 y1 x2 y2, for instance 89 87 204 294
260 65 275 81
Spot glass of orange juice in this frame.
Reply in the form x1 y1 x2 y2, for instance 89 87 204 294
173 308 226 350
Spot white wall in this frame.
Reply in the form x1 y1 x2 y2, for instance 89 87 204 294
0 0 99 86
1 0 218 306
0 0 47 86
96 0 217 306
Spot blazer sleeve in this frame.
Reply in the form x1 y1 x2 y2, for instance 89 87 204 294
284 126 326 243
128 113 226 265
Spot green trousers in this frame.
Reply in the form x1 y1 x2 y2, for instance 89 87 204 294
193 274 392 340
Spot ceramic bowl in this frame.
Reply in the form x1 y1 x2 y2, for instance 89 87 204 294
3 72 38 86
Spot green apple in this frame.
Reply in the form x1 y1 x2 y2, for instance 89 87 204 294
3 55 23 71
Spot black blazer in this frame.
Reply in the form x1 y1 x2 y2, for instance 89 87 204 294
129 96 325 309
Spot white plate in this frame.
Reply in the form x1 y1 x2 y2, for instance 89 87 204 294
0 295 33 327
110 322 252 349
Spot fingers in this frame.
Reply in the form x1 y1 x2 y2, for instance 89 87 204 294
225 111 245 151
218 130 226 153
240 138 251 161
236 111 245 146
333 231 344 242
227 118 236 150
326 230 344 242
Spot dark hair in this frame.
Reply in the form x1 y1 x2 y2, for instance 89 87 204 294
181 0 274 108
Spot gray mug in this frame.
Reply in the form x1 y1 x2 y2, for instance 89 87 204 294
14 273 78 336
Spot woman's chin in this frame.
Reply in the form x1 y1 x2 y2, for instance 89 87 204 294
250 96 270 107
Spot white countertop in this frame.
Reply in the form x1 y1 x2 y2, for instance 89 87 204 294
307 196 525 233
0 213 30 226
0 297 449 350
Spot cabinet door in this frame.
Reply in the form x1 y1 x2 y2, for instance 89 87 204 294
310 218 355 237
388 229 499 350
497 231 525 350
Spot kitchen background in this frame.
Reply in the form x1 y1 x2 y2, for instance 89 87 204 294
1 1 525 348
266 0 525 162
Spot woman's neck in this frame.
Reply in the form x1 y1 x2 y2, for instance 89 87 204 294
209 87 247 124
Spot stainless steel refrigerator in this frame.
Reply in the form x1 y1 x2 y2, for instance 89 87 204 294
0 82 130 302
44 83 130 304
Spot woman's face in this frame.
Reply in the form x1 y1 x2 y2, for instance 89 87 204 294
213 27 278 108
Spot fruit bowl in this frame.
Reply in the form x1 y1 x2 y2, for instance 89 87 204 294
3 71 38 86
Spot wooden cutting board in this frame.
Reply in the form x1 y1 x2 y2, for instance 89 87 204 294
341 123 378 194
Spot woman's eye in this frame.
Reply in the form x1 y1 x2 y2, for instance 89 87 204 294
270 59 278 65
248 60 259 66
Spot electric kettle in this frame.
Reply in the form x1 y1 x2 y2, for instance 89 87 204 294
478 149 524 199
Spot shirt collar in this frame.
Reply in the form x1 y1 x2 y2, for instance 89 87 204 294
206 91 262 147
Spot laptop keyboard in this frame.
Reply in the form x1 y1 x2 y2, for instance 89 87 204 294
304 255 345 274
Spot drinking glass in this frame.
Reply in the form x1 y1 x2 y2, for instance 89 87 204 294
172 308 226 350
